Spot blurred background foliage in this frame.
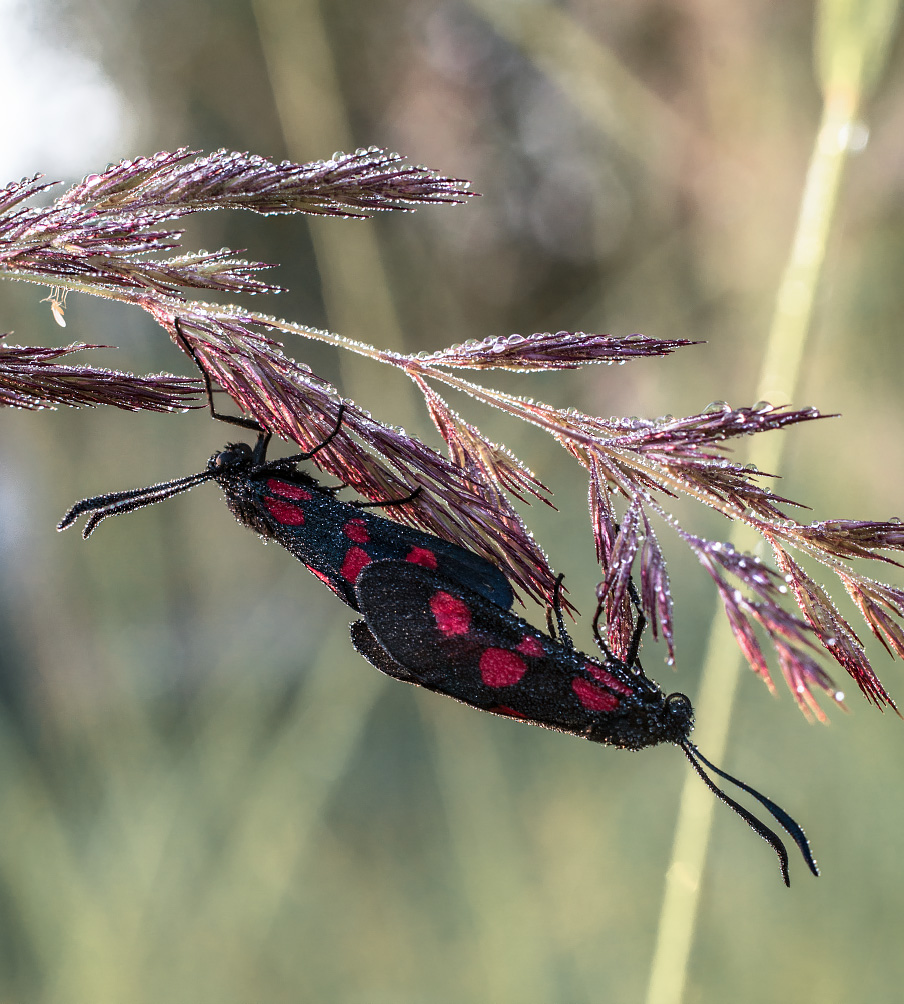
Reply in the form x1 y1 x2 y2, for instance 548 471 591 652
1 0 904 1001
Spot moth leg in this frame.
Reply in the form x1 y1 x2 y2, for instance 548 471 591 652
591 517 650 664
546 574 573 651
257 404 347 469
174 318 264 433
353 485 423 510
621 561 648 666
592 591 647 665
625 604 647 667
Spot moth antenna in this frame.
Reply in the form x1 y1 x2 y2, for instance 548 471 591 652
679 741 793 886
689 743 819 878
58 469 217 535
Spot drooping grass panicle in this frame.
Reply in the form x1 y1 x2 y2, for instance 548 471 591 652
0 148 472 301
54 147 475 219
413 330 699 371
413 373 560 605
771 546 883 708
4 146 904 716
184 316 904 710
0 336 200 412
150 305 561 606
840 576 904 663
587 453 639 660
794 519 904 565
679 531 843 718
397 357 901 711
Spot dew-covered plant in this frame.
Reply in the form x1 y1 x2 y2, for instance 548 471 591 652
2 147 901 719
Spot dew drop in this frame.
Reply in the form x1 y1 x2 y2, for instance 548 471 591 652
704 400 731 414
752 400 773 413
834 690 845 702
840 121 869 153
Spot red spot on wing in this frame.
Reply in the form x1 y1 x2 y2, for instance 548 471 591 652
584 662 634 696
430 591 471 636
406 546 438 569
340 546 372 583
267 479 313 501
572 677 619 712
480 648 527 687
490 705 528 719
344 518 370 543
265 497 305 526
516 634 545 658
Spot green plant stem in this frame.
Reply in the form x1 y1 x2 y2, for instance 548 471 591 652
644 76 864 1004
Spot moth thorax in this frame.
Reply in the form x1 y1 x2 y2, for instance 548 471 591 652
220 488 279 539
588 690 694 751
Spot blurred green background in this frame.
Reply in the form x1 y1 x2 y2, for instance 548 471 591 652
2 0 904 1001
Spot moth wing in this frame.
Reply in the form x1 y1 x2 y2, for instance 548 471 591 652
355 563 479 685
349 620 420 684
356 561 644 737
355 561 554 704
404 534 514 610
351 618 539 726
253 475 514 611
342 510 513 610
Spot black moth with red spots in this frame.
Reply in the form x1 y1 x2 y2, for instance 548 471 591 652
58 430 514 613
352 560 820 885
353 560 690 749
